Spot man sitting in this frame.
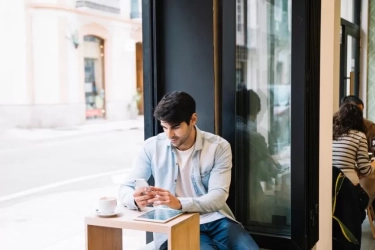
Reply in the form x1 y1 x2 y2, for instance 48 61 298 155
119 91 259 249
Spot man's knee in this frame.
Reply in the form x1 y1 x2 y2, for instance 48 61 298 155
223 219 259 250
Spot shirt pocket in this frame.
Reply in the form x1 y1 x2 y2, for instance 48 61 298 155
200 169 212 189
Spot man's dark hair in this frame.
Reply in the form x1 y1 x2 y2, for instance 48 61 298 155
249 89 261 116
340 95 364 107
153 91 196 125
236 88 261 119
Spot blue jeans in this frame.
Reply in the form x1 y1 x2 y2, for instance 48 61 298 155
159 218 259 250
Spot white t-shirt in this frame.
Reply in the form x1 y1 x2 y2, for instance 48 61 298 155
175 144 224 224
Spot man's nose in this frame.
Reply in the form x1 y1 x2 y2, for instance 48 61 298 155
166 129 174 139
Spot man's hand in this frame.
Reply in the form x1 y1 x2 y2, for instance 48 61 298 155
133 187 155 209
147 187 182 210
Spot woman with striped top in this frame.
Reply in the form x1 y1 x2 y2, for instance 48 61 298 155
333 103 374 185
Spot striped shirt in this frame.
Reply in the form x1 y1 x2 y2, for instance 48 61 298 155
332 130 372 185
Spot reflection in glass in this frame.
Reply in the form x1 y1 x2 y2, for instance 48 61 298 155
235 0 291 235
345 35 357 96
341 0 354 23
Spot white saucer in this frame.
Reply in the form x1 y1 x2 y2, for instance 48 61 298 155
95 209 121 218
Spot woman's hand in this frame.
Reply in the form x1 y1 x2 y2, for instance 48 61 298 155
147 187 182 210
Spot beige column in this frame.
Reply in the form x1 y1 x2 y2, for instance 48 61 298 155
314 0 341 249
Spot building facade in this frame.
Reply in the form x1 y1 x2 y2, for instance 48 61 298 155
0 0 142 128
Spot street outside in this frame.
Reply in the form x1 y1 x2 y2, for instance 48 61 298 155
0 117 148 250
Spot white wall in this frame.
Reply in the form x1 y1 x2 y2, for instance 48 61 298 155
0 1 141 127
0 1 28 105
65 16 81 104
32 12 60 104
120 0 131 17
106 25 137 120
0 1 30 128
29 0 60 4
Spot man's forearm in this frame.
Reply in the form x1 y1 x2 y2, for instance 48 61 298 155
178 189 228 213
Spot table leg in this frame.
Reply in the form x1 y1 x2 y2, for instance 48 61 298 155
86 225 122 250
168 214 199 250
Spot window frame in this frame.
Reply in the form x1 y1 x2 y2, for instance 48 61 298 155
142 0 321 248
221 0 320 248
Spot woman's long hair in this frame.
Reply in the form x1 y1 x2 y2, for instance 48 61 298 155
333 103 366 140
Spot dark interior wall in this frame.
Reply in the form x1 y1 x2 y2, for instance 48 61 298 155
157 0 215 133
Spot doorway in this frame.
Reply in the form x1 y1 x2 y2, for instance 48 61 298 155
83 35 106 119
340 18 360 100
339 0 361 101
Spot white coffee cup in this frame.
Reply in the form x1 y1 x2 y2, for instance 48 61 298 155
98 197 117 214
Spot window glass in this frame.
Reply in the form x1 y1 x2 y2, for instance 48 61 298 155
344 35 358 96
235 0 291 235
1 1 144 249
131 0 140 19
341 0 354 23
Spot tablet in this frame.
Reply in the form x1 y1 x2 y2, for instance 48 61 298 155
134 209 184 223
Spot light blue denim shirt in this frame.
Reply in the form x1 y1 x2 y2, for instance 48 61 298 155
119 126 236 249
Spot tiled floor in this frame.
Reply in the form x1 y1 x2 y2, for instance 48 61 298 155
361 219 375 249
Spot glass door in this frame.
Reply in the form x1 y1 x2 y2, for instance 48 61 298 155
235 0 291 235
340 18 360 100
225 0 321 248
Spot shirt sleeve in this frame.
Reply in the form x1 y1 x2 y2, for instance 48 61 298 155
356 133 372 177
118 145 153 210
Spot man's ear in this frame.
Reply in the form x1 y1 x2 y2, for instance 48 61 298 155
191 113 197 125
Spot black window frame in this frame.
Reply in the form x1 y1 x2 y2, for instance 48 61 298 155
222 0 320 249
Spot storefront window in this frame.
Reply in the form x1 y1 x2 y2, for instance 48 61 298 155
83 36 105 119
235 0 291 235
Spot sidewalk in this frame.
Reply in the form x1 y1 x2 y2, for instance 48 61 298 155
0 117 148 249
0 178 148 250
0 116 144 152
